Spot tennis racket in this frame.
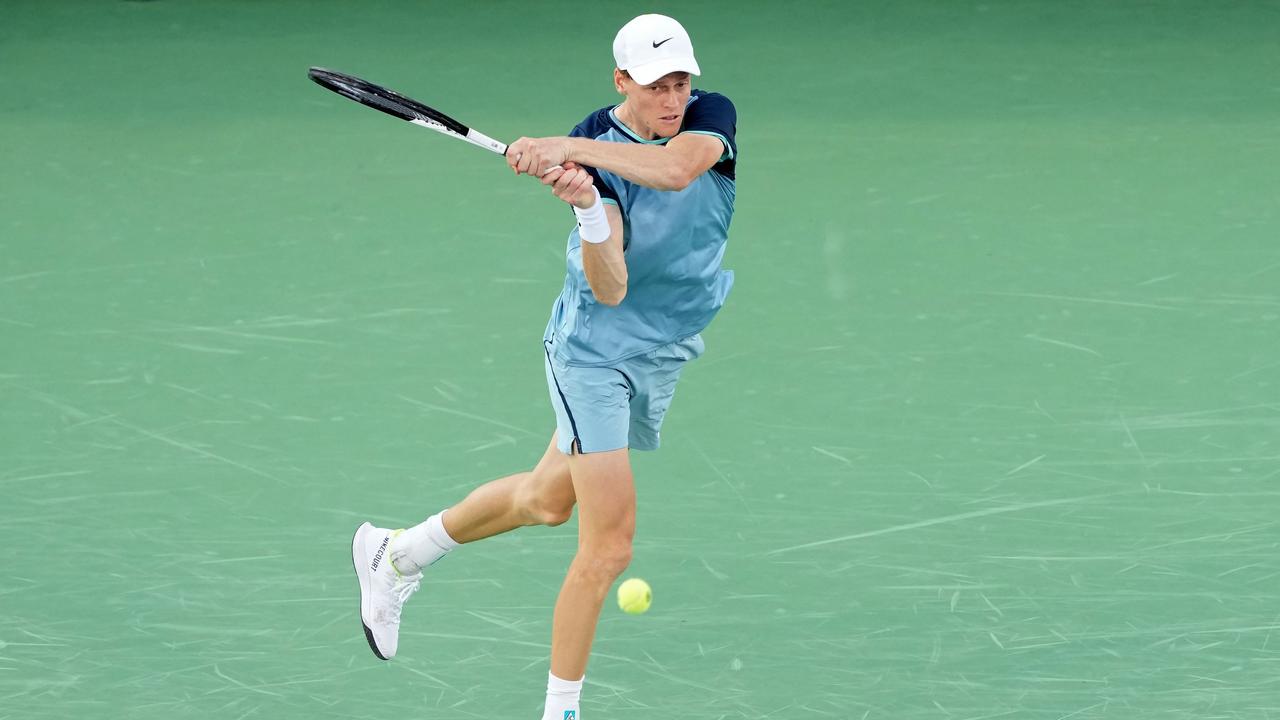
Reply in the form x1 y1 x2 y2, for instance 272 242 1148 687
309 67 555 172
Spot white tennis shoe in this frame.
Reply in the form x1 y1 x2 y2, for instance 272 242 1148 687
352 522 422 660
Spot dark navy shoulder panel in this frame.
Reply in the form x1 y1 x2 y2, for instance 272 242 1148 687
569 107 622 203
569 107 615 143
682 90 737 180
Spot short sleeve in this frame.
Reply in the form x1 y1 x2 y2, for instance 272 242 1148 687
570 117 623 205
680 92 737 163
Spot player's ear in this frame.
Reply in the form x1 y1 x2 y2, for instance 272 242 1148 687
614 68 628 96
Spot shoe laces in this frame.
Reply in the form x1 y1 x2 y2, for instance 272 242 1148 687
387 572 421 625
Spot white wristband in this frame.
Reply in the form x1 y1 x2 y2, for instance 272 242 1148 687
573 187 610 244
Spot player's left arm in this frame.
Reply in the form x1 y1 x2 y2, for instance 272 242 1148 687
510 92 735 190
561 133 723 191
509 134 721 191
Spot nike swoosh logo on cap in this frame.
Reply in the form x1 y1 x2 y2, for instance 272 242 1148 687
652 37 674 48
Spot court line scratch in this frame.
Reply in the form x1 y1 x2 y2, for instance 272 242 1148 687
691 439 752 516
981 291 1178 311
812 446 853 465
1227 360 1280 381
1118 414 1147 465
211 665 282 698
156 326 334 346
0 271 52 284
768 492 1120 555
0 470 92 485
908 470 934 488
398 395 535 436
199 554 286 565
110 418 288 484
1025 334 1102 357
1006 454 1046 476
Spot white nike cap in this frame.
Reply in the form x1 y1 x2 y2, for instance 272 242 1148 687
612 14 701 86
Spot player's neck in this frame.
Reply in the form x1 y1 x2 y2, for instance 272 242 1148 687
614 102 658 141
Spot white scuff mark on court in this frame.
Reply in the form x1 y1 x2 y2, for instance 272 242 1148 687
414 631 549 651
360 307 453 319
1227 359 1280 381
0 469 92 485
84 376 131 385
111 418 289 484
1053 701 1109 719
1136 273 1179 286
1034 399 1058 422
1135 522 1277 553
153 340 245 355
691 439 752 515
980 291 1179 311
1006 454 1046 476
768 492 1123 555
0 271 52 284
238 316 338 329
905 194 945 205
812 446 852 465
466 434 517 452
211 665 283 698
198 554 285 565
642 650 668 673
163 382 225 404
156 325 336 346
908 470 934 488
398 395 536 436
699 556 729 580
464 610 528 635
980 592 1004 617
24 388 93 421
1117 414 1148 466
1024 334 1102 358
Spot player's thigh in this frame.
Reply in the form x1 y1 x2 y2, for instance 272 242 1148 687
567 447 635 548
527 432 576 512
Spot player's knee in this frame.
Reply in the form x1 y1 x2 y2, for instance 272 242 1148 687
577 542 632 581
516 475 574 527
535 499 575 527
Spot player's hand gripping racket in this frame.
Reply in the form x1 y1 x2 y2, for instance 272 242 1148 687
307 67 557 173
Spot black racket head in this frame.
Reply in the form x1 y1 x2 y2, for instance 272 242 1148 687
307 67 469 135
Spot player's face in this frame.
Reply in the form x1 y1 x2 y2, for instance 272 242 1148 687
617 71 692 139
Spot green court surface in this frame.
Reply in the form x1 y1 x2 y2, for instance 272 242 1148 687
3 1 1278 718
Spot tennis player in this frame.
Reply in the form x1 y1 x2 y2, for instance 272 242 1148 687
352 14 736 719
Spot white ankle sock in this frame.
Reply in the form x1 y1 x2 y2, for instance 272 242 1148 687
541 671 583 720
390 510 458 574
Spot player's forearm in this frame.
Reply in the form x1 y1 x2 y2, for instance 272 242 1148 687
565 137 696 192
581 241 627 306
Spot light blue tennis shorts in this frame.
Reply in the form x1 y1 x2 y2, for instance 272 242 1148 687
543 334 705 454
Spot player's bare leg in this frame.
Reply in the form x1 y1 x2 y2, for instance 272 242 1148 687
440 434 577 543
355 434 575 660
540 447 635 719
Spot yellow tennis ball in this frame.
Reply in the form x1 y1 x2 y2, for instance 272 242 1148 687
617 578 652 615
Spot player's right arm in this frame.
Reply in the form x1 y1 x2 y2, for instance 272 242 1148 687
544 164 627 306
580 204 626 306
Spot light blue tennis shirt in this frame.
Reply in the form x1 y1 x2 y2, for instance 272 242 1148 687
544 90 738 367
